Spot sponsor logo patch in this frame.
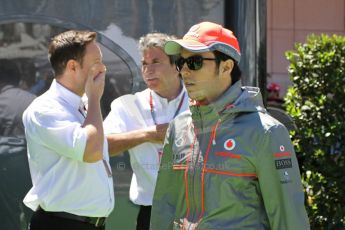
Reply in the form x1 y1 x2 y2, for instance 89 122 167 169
280 171 292 184
280 145 285 151
175 136 184 147
224 139 236 151
275 158 292 169
173 153 186 162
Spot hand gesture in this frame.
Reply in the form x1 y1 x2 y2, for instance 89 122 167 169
85 63 106 100
147 123 169 143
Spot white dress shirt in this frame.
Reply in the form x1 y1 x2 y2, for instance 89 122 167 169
104 87 189 206
22 79 114 217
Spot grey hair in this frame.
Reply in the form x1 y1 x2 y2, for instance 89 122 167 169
139 32 178 51
138 33 178 65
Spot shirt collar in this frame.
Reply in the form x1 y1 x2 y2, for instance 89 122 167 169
49 79 83 110
151 81 186 105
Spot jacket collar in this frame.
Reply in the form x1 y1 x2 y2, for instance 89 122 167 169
190 81 243 117
190 80 266 123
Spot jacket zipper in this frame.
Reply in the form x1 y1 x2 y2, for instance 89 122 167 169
189 106 203 226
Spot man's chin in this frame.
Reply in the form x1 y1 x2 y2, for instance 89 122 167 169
147 84 158 91
187 91 202 100
145 81 159 89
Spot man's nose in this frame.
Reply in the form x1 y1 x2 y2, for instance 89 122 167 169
142 64 154 73
100 63 107 73
180 67 191 80
179 63 191 77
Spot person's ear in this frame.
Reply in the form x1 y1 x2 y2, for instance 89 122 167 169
66 59 79 73
219 59 234 77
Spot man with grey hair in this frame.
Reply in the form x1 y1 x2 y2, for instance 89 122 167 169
105 33 189 230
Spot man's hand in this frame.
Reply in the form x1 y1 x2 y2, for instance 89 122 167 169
82 63 106 163
85 63 106 100
107 123 169 157
146 123 169 144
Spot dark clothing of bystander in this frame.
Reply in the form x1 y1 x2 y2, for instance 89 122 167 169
0 84 36 136
0 83 36 230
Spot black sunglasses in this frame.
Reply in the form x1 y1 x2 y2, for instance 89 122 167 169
175 55 217 72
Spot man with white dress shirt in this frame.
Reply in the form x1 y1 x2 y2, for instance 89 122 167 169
104 33 189 230
22 30 114 230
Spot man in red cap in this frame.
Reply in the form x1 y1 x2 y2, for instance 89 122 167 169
151 22 310 229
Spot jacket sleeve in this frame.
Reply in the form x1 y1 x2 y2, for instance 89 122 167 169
150 122 177 230
256 124 310 230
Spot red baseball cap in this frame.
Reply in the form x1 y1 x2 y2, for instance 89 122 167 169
164 21 241 63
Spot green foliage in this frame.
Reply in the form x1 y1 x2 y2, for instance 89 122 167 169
285 34 345 229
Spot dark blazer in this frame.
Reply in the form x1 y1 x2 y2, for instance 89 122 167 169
0 84 36 136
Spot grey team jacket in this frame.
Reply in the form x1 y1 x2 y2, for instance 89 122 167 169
151 81 310 230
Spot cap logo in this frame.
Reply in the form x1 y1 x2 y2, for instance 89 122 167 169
189 24 200 32
185 25 200 38
224 139 236 151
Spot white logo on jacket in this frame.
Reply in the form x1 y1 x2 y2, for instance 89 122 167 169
224 139 236 151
